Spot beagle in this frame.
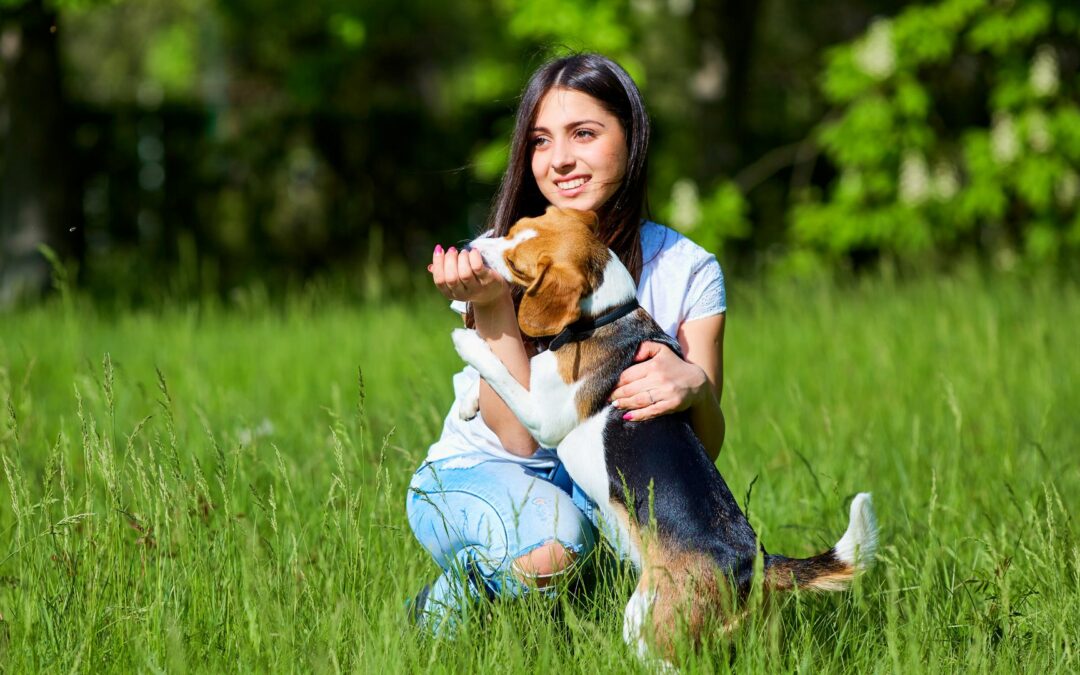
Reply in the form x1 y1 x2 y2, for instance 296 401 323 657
451 206 877 661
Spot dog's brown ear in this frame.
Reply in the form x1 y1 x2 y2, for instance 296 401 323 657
518 254 584 337
578 210 600 232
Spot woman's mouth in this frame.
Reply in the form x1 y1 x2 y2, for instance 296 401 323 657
555 176 590 196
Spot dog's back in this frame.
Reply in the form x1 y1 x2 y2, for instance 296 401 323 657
579 312 877 660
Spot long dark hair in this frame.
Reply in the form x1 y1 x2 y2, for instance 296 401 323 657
468 53 652 337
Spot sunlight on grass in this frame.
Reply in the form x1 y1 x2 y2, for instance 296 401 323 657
1 274 1077 672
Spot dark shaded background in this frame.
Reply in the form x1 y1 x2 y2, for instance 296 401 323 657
1 0 1077 306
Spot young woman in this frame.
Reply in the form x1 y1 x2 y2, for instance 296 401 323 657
407 53 728 630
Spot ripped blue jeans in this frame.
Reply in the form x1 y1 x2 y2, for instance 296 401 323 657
406 453 599 630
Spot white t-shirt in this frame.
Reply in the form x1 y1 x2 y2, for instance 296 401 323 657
425 221 727 467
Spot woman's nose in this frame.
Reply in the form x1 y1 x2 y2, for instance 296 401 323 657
552 139 575 172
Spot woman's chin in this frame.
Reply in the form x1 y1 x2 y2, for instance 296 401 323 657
547 194 604 213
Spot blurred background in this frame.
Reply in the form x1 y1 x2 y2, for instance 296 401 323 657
1 0 1077 307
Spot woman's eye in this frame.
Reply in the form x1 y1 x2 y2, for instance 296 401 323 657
574 128 596 140
531 136 549 147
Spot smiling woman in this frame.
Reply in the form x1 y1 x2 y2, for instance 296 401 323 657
409 53 729 637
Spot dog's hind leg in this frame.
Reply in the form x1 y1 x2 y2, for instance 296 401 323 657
622 583 656 662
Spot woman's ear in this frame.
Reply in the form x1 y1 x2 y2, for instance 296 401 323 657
518 255 584 336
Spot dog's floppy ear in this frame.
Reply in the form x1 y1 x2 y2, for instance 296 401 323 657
518 254 584 337
547 206 599 233
578 209 600 232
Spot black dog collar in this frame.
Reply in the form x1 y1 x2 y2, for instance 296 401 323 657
543 300 640 352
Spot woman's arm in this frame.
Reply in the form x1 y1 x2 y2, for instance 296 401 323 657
678 314 725 460
608 313 726 461
431 246 539 457
472 295 540 456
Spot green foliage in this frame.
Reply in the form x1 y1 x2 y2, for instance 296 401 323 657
794 0 1080 265
498 0 634 56
145 23 198 95
663 178 751 254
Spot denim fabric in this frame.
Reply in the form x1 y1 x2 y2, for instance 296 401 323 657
406 453 599 631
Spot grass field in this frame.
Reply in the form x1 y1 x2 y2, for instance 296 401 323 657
1 272 1078 673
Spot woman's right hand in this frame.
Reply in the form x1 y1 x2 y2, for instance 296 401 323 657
429 245 509 307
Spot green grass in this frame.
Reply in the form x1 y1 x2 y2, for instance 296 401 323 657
1 272 1078 673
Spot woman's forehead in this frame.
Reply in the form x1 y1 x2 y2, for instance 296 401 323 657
533 87 616 126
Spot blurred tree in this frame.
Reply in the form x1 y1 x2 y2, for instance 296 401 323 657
0 0 80 306
11 0 1062 304
792 0 1080 268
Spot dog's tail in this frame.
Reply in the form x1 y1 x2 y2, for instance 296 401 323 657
764 493 878 592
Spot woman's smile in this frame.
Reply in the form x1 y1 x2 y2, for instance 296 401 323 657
555 175 591 195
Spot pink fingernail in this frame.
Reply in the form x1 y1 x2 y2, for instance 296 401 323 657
622 413 632 421
448 246 457 254
434 244 443 255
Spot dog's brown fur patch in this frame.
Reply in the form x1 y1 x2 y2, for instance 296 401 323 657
765 555 854 592
609 500 745 663
506 208 610 338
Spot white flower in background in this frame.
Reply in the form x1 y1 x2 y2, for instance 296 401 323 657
670 178 701 231
899 150 930 205
991 114 1019 164
855 19 896 80
668 0 694 17
1056 171 1079 209
1030 45 1059 98
932 160 960 200
237 418 276 446
1027 111 1052 152
631 0 659 15
690 42 726 101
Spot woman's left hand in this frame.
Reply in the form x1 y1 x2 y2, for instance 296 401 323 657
609 341 708 422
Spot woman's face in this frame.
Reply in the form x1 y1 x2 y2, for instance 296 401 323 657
529 87 628 214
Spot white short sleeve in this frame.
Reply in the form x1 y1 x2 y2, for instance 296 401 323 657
683 256 727 321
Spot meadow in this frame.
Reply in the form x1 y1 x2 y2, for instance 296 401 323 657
0 271 1077 673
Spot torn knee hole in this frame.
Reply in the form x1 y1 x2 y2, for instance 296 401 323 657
513 541 577 588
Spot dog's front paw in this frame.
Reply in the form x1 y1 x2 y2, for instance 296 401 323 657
451 328 488 365
459 378 480 421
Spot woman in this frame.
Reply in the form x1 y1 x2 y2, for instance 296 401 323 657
407 53 727 630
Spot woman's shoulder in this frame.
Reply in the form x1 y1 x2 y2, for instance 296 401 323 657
640 221 719 269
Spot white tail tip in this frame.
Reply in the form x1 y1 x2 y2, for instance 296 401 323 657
834 492 878 569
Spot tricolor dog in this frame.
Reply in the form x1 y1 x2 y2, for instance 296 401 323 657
451 206 878 661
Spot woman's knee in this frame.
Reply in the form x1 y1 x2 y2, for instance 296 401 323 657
512 540 577 588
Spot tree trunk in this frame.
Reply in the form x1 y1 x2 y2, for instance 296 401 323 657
0 0 79 307
691 0 763 177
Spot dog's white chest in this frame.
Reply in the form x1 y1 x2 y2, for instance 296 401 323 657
528 350 582 447
555 412 643 568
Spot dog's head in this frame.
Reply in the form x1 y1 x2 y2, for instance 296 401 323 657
470 206 610 337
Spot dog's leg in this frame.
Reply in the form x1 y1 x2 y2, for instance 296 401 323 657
458 378 480 421
451 328 544 437
622 583 656 662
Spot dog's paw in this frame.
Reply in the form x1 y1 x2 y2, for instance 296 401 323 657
458 379 480 421
451 328 487 363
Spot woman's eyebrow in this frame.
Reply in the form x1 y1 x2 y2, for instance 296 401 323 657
529 119 607 133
